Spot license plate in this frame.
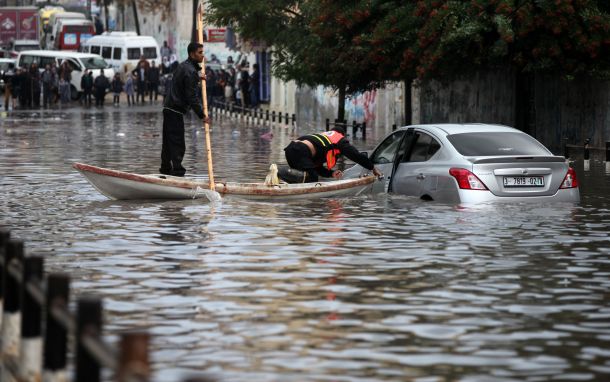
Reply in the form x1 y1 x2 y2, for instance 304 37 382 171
503 176 544 187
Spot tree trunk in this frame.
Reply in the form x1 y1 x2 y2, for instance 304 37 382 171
131 0 140 35
337 85 346 123
515 72 536 137
403 78 413 125
191 0 198 42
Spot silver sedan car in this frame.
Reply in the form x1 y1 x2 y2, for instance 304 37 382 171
344 124 580 203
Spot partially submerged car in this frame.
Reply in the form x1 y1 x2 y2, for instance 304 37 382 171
344 124 580 203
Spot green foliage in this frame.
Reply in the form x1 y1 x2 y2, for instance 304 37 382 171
208 0 610 92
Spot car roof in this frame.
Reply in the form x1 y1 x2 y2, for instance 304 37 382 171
83 34 158 45
59 19 93 25
401 123 520 136
18 50 104 59
0 58 16 63
13 39 40 44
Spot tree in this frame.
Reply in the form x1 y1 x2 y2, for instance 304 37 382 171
209 0 610 123
208 0 389 121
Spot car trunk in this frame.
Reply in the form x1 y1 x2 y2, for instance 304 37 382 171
469 156 568 197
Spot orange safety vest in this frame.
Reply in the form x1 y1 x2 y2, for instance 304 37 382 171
309 130 344 169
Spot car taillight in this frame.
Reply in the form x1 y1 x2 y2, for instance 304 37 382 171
449 168 488 190
560 167 579 189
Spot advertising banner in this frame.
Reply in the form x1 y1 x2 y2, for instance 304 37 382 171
206 28 225 43
0 10 17 44
17 10 38 40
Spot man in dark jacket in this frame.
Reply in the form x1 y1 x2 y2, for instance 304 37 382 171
93 70 110 106
283 125 381 183
160 42 208 177
147 60 160 102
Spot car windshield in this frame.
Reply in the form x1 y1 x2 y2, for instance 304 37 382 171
82 56 109 69
447 132 551 156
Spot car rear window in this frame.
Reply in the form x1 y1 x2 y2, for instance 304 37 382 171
447 132 550 156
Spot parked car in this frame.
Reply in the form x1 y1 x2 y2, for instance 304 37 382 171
17 50 114 100
8 39 40 57
343 123 580 203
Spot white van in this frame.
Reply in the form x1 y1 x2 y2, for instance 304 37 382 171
81 32 160 73
17 50 114 100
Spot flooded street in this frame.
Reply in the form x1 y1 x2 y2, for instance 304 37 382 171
1 106 610 382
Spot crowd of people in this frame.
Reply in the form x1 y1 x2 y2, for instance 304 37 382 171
204 55 260 110
2 60 76 110
1 53 181 110
2 52 262 111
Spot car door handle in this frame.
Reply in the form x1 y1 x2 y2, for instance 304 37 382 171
416 173 426 180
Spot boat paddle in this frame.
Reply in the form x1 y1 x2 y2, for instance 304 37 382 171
196 2 221 202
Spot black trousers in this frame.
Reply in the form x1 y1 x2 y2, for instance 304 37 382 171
160 109 186 176
284 141 319 182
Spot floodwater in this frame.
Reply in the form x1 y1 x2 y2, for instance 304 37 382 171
1 105 610 382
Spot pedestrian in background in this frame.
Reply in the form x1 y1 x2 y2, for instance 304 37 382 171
81 70 93 106
41 64 55 108
111 73 123 106
93 69 109 106
160 40 172 61
10 68 21 109
133 61 147 104
30 63 41 108
3 63 15 111
148 60 160 102
249 63 259 108
124 73 135 106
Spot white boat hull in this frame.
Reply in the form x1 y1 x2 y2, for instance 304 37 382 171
73 163 376 201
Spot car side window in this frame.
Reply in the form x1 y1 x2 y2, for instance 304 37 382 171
127 48 141 60
113 47 122 60
91 46 100 54
67 59 81 71
40 57 55 68
102 46 112 59
21 55 35 66
371 131 405 164
403 132 440 162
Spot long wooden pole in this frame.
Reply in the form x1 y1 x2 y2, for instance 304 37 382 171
196 2 216 191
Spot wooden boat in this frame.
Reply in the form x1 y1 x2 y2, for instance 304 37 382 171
73 163 377 201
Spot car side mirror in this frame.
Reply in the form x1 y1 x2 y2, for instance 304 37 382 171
360 151 369 158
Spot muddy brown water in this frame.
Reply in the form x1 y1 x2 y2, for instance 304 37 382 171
1 106 610 381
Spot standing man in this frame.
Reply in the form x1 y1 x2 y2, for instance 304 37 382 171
93 69 110 106
160 41 172 61
147 60 160 102
160 42 209 177
132 61 147 104
41 64 55 108
249 63 259 108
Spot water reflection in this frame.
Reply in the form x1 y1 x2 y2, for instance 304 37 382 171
1 107 610 381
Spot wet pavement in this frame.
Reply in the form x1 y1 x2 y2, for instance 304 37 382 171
1 104 610 382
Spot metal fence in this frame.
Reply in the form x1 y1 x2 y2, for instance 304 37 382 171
0 229 212 382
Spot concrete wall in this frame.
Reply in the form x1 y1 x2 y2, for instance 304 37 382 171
294 83 406 130
417 70 610 155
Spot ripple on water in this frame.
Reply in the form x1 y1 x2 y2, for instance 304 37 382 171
2 109 610 381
